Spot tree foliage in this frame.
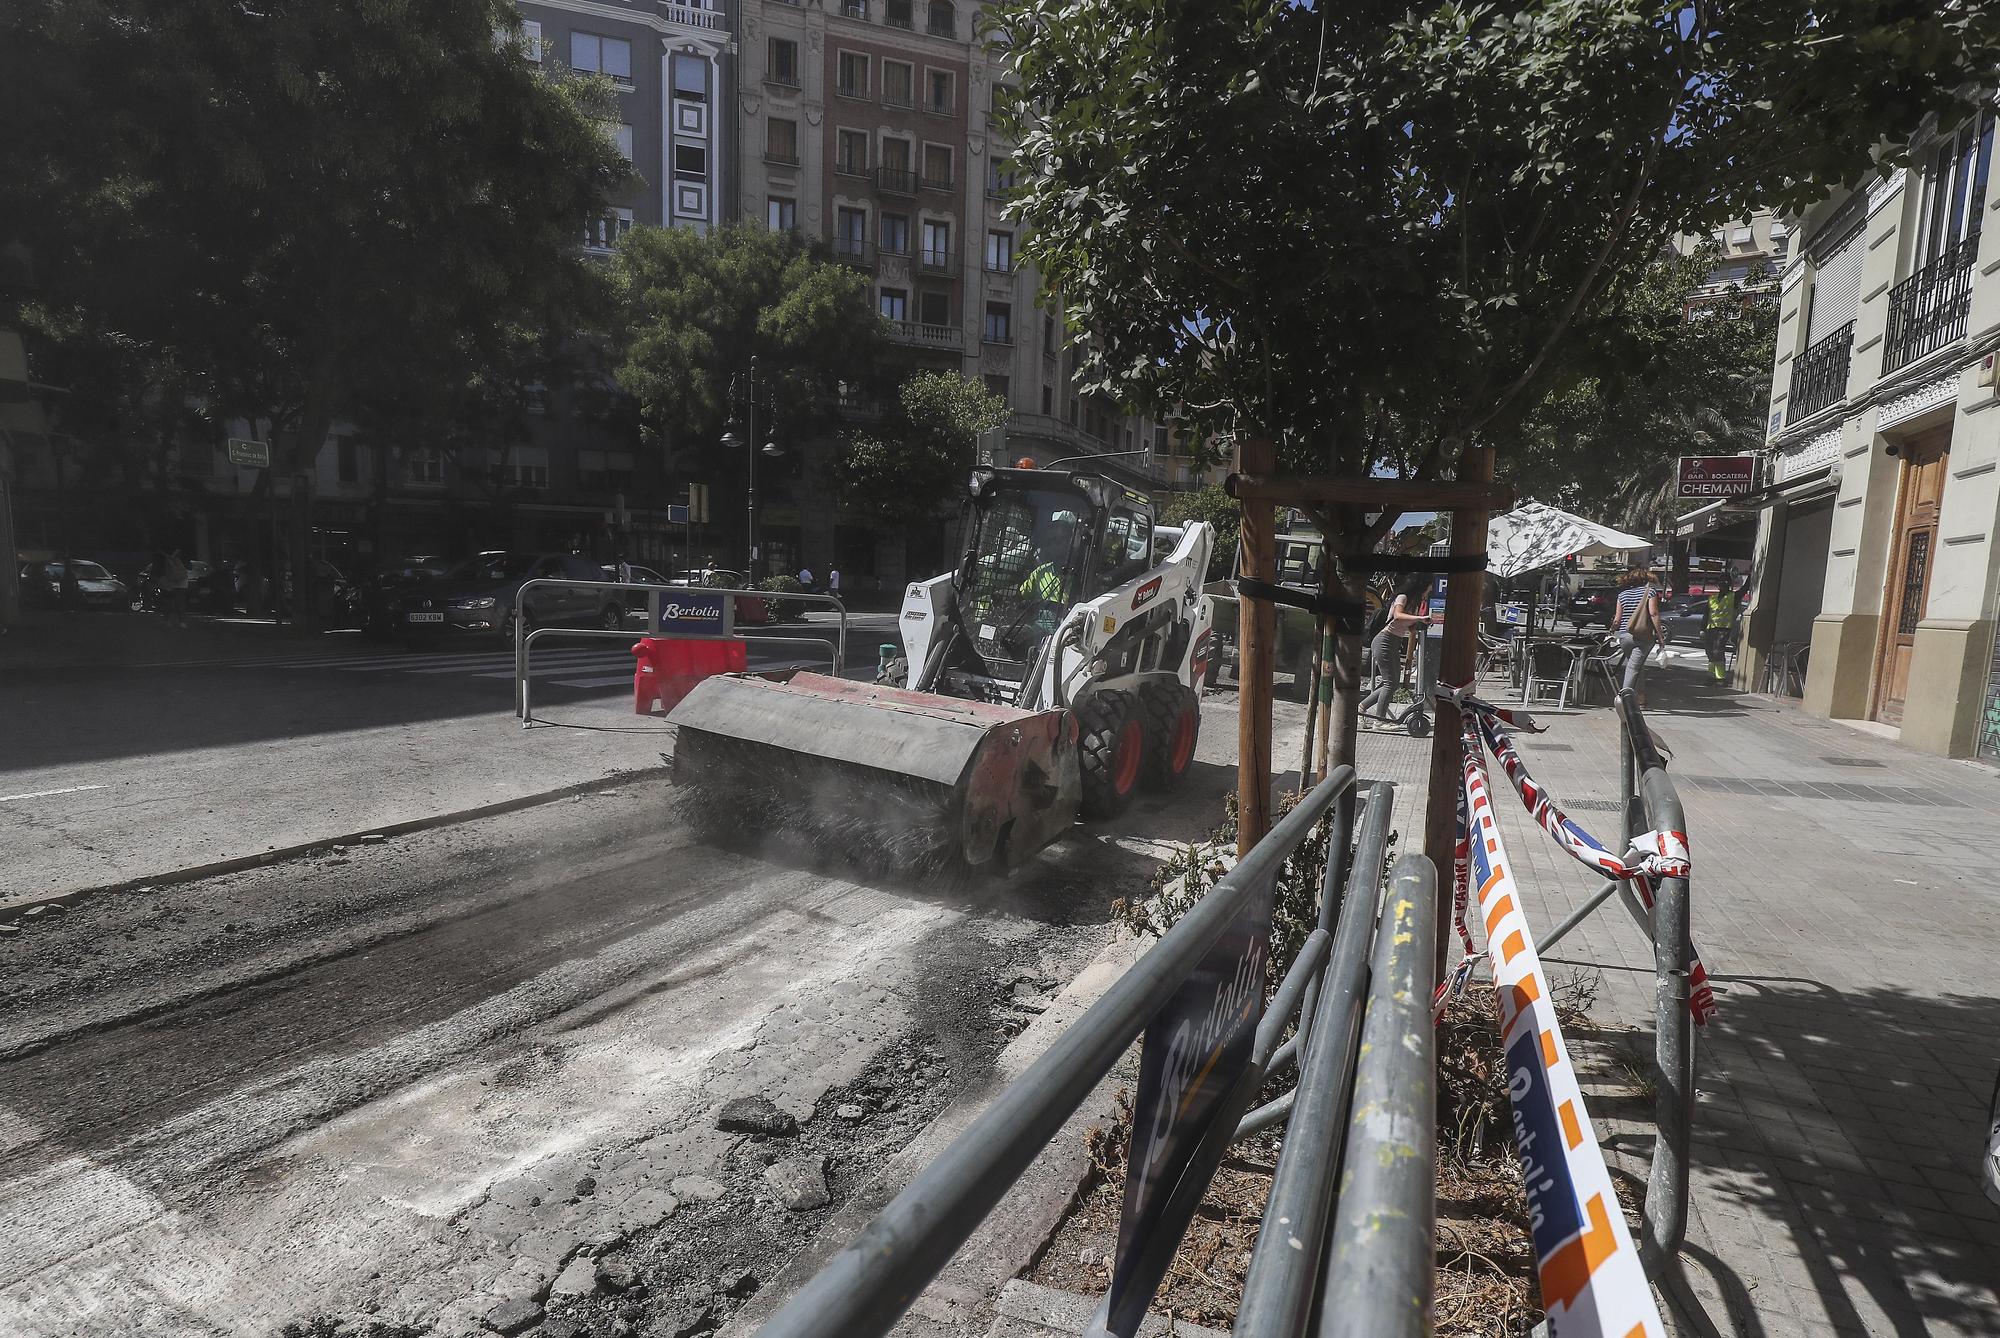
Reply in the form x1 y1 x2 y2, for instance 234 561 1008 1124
0 0 631 475
994 0 2000 534
830 373 1009 525
613 224 886 450
1499 247 1778 533
1160 484 1240 582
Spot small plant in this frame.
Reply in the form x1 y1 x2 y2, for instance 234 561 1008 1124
754 573 807 620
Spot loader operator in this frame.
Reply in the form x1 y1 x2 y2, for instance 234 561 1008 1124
1016 537 1072 639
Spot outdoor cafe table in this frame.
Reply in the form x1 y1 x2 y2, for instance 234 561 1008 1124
1508 630 1602 705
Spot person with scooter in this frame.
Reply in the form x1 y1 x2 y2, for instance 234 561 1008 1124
1360 574 1432 731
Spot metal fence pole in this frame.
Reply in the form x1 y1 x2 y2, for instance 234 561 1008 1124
1233 781 1396 1334
753 767 1358 1338
1321 854 1437 1338
1536 877 1621 954
1639 765 1693 1270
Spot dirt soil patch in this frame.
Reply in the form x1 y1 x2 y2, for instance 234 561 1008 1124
1024 985 1554 1335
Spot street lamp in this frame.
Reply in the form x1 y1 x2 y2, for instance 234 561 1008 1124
720 354 785 578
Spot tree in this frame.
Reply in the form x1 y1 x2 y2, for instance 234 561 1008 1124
1160 485 1239 583
994 0 2000 768
829 373 1008 526
2 0 629 618
1501 247 1778 533
613 224 887 451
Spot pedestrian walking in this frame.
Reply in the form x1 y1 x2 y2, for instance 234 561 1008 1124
1612 567 1666 705
828 568 841 599
701 555 716 585
158 548 190 628
1703 576 1746 683
1360 575 1429 721
797 565 814 593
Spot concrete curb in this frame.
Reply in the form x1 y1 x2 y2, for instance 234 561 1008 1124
721 926 1150 1338
0 764 670 925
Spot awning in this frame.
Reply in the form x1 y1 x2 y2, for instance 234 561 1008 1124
1672 471 1838 537
1486 501 1654 578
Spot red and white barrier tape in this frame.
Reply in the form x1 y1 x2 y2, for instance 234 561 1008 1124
1460 714 1668 1337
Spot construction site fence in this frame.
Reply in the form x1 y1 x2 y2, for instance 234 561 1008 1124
754 768 1445 1338
509 578 848 724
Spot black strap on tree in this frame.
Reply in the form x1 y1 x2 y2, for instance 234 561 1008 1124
1234 576 1370 633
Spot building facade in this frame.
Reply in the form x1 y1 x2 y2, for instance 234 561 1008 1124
1743 102 2000 760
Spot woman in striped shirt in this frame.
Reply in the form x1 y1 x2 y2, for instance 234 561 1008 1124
1613 567 1666 704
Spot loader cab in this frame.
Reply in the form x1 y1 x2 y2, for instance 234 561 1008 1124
951 466 1153 689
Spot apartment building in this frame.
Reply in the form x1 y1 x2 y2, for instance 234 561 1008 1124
1671 209 1789 313
1741 102 2000 761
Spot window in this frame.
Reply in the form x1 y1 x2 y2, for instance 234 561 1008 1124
578 450 636 493
502 448 551 489
885 0 912 27
837 51 869 98
883 61 914 108
922 143 953 189
408 448 444 485
985 230 1013 273
836 206 868 259
879 287 908 322
926 69 954 115
518 19 544 62
1041 385 1053 415
881 137 912 172
525 384 549 415
983 302 1012 344
337 439 359 484
1154 426 1170 454
571 32 632 81
1042 311 1056 352
1100 508 1153 586
672 53 710 100
984 374 1010 401
768 196 797 231
583 208 634 251
613 123 635 162
674 143 708 178
920 219 951 268
987 157 1015 198
768 37 799 86
840 0 870 16
836 128 869 175
926 0 955 37
766 117 799 164
919 291 949 326
1918 113 1996 267
880 212 910 255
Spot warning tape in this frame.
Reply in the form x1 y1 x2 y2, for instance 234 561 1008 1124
1461 714 1668 1338
1474 711 1716 1025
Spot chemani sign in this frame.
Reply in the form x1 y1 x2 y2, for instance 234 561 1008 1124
1676 455 1757 498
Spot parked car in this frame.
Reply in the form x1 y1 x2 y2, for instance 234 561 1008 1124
1564 583 1619 629
21 559 129 610
358 558 450 638
1660 594 1709 644
398 552 625 642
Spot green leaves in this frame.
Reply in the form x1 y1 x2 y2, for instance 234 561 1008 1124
827 373 1008 525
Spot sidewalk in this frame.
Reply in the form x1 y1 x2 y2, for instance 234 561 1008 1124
0 607 347 670
1327 655 2000 1336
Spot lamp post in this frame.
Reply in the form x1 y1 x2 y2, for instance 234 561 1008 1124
719 354 785 579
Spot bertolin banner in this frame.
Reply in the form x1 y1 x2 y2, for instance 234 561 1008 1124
1462 727 1666 1338
1109 874 1270 1321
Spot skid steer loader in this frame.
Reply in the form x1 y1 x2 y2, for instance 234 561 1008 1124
666 464 1215 871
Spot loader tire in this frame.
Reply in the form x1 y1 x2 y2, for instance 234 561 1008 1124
1077 688 1144 820
1139 682 1200 791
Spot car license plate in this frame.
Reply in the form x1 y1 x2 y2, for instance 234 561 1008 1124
406 611 444 623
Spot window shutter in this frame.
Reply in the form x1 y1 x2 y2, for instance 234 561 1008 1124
1807 226 1864 346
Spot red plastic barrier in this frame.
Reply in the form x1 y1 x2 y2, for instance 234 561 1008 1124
633 636 748 714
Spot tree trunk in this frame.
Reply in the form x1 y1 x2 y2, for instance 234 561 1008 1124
286 348 342 629
1235 437 1277 852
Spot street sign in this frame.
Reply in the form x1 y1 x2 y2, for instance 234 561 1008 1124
227 437 270 468
1500 603 1529 626
1677 455 1756 499
668 504 690 525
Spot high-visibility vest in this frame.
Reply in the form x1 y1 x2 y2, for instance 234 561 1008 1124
1021 562 1064 601
1705 591 1740 629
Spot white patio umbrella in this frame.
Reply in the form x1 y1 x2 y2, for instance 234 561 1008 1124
1486 501 1652 578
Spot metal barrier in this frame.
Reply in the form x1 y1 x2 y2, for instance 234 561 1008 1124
755 770 1445 1338
507 578 849 725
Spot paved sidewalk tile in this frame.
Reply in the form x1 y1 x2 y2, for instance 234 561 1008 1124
1418 659 2000 1337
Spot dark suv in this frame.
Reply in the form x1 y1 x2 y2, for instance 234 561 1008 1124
1564 583 1619 629
398 552 624 642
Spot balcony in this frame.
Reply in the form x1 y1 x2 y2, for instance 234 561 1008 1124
832 237 874 267
927 17 956 37
1884 238 1977 374
838 0 869 16
663 3 722 30
763 148 800 168
918 248 958 276
885 0 912 27
920 172 955 193
924 98 953 117
883 89 914 110
1786 321 1854 424
837 82 867 100
876 166 918 194
887 320 963 350
833 157 870 179
765 71 801 91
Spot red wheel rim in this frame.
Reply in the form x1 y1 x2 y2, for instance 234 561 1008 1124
1113 719 1144 794
1169 708 1197 774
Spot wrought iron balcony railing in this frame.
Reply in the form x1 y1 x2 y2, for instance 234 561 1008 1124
1884 238 1977 374
1786 321 1854 424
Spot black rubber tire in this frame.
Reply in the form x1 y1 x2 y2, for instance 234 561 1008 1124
600 603 625 630
1076 688 1144 820
1138 682 1200 791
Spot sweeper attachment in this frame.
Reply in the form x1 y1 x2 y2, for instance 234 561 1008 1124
666 464 1215 871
